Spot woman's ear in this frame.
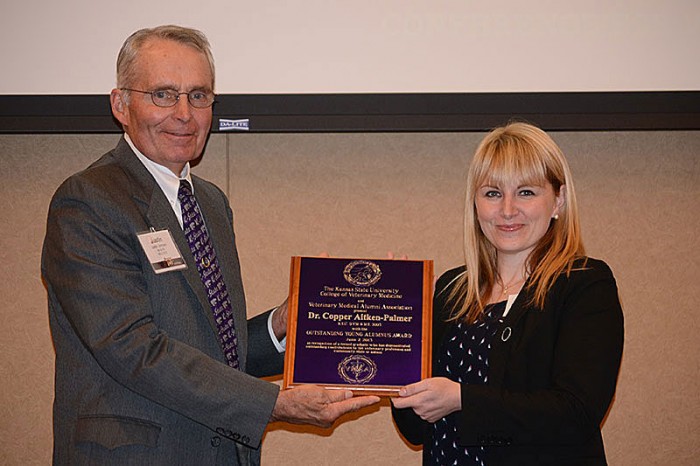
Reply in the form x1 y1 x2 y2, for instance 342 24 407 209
553 184 566 218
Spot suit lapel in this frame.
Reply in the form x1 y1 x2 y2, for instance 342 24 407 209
145 192 216 331
111 139 225 351
487 284 533 387
192 177 249 367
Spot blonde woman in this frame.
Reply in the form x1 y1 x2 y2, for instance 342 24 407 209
392 123 624 465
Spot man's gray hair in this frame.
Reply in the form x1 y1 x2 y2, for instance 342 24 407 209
116 25 215 91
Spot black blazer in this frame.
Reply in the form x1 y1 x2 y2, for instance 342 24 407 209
392 257 624 465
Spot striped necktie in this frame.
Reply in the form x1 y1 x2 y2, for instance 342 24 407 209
178 180 239 369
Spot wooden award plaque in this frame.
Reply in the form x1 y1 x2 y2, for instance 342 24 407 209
283 256 433 396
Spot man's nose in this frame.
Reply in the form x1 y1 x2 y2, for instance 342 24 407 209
172 96 193 120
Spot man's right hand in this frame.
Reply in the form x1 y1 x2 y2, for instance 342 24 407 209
270 385 379 428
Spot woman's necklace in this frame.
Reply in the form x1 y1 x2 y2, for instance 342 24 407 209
497 274 526 296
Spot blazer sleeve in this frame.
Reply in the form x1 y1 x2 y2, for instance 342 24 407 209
458 259 624 446
391 267 464 445
246 310 285 378
42 170 280 449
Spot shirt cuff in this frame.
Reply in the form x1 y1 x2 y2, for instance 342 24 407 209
267 307 286 353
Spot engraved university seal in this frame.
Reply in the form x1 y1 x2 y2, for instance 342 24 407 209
338 354 378 384
343 260 382 287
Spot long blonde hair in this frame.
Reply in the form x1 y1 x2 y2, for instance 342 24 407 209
449 122 585 323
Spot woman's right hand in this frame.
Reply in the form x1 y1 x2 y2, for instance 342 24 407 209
391 377 461 423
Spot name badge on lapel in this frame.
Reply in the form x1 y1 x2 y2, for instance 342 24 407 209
137 228 187 274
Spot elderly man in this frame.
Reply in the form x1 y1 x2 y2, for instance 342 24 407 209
42 25 378 465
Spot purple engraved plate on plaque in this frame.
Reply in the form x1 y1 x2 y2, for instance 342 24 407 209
292 257 426 387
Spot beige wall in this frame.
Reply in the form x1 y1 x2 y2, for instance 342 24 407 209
1 131 698 465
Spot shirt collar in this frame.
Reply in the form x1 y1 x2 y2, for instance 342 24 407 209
124 134 194 228
124 133 193 199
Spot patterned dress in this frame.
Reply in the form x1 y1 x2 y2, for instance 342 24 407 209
428 301 507 466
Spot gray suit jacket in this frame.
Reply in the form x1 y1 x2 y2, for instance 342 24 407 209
42 138 284 465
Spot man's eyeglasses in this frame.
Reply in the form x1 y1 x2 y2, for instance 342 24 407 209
121 88 216 108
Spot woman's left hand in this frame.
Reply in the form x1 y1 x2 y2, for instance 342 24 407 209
391 377 461 423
